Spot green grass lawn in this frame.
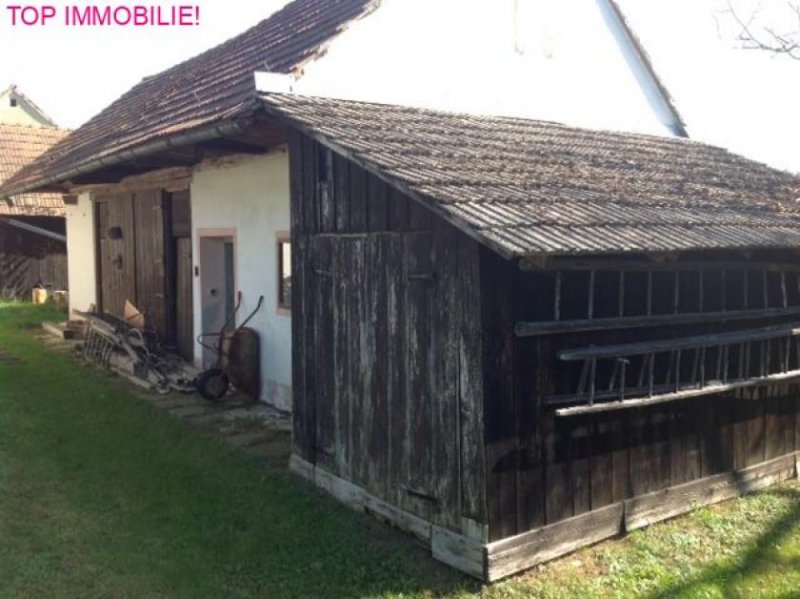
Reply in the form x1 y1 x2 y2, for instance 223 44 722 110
0 302 799 598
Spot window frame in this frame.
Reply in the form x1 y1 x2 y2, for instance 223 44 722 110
276 231 292 315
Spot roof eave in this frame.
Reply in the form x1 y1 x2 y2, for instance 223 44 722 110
0 114 257 199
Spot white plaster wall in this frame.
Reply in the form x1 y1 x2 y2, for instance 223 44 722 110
0 90 53 126
294 0 680 136
191 150 292 410
64 192 97 316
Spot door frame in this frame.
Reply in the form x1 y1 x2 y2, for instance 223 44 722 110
197 227 239 339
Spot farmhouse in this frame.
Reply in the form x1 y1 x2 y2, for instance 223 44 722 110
3 0 800 582
0 86 69 298
0 0 687 407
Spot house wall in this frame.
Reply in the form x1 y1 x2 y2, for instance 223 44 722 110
290 131 486 539
295 0 681 136
0 89 53 127
65 192 97 314
191 150 292 410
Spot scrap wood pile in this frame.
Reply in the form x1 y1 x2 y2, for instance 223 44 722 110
77 301 195 394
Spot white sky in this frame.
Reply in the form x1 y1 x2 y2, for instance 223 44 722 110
0 0 797 173
0 0 289 127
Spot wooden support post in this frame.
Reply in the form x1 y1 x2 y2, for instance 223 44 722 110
588 270 595 320
721 271 727 313
699 346 706 388
554 271 562 322
698 270 704 312
618 271 626 318
781 272 788 309
722 345 730 383
674 272 680 314
646 271 653 316
744 270 749 310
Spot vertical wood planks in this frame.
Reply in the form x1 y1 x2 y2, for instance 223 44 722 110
133 189 168 338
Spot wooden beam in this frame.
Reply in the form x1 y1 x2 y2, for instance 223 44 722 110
624 453 797 530
516 306 800 337
519 257 800 273
291 451 800 581
486 503 625 582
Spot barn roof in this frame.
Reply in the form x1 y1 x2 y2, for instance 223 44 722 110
260 93 800 258
0 0 375 198
0 123 70 217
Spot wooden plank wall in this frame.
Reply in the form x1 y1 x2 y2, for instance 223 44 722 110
481 249 800 542
290 131 487 535
0 217 67 298
95 190 183 345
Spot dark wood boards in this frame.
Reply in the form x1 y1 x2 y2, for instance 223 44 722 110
289 132 486 535
487 502 625 581
0 217 67 298
97 193 136 318
287 130 800 581
133 190 168 337
94 188 193 348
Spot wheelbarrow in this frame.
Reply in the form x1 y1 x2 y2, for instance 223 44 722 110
195 293 264 402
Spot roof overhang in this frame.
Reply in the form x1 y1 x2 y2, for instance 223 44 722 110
0 111 289 198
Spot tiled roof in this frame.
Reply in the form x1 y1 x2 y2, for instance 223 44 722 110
0 124 70 216
0 0 375 197
261 93 800 258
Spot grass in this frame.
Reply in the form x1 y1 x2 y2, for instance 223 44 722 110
0 303 799 598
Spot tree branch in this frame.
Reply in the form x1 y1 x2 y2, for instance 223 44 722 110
724 0 800 59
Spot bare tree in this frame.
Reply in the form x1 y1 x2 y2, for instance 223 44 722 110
723 0 800 59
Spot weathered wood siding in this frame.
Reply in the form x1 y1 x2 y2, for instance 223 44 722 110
0 217 67 298
290 131 486 534
95 189 191 350
481 249 800 542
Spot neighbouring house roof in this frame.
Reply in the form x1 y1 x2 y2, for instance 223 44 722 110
0 123 70 217
260 93 800 259
0 0 375 198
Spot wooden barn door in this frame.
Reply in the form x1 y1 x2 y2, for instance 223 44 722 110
95 191 170 340
133 190 168 338
96 194 136 318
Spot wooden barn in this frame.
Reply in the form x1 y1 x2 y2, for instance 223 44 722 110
0 121 69 298
259 93 800 581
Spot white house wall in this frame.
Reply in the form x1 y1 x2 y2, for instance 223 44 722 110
191 150 292 410
295 0 681 136
65 192 97 316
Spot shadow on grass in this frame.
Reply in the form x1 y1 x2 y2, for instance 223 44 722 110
647 487 800 599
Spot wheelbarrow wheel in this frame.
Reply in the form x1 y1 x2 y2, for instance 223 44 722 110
196 368 230 402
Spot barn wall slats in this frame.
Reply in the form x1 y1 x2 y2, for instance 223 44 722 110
482 250 800 542
133 190 167 337
95 187 190 346
289 132 800 572
290 134 486 535
0 217 67 298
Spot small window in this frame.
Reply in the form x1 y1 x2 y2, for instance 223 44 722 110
9 97 17 107
277 234 292 311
